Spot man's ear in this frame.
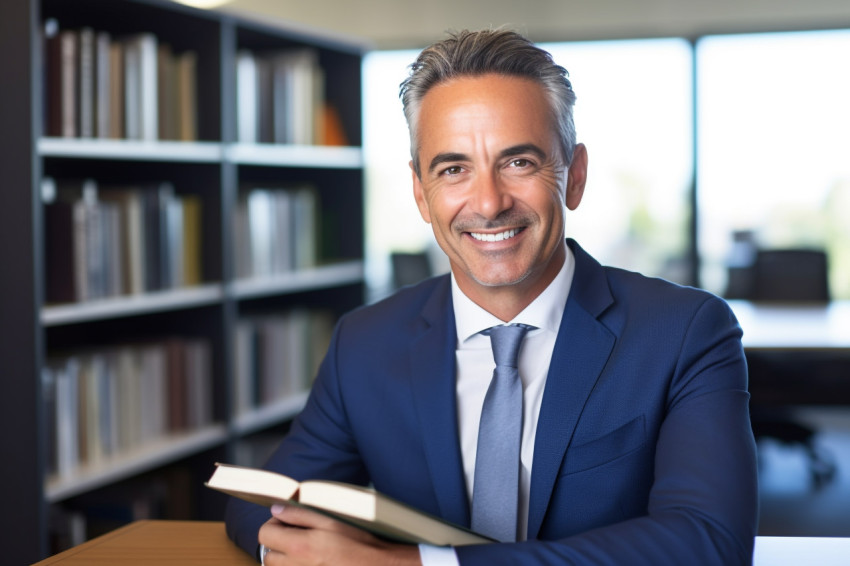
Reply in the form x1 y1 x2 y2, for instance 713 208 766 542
565 143 588 211
410 160 432 223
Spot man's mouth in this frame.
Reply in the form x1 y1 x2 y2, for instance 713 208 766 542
468 228 523 242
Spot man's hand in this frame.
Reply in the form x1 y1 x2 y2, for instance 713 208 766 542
258 504 423 566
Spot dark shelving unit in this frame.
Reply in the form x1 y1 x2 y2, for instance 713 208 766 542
0 1 366 562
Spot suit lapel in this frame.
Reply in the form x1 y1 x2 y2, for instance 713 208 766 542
408 276 471 527
527 240 616 539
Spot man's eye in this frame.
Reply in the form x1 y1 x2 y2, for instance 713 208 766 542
510 158 531 168
442 166 463 176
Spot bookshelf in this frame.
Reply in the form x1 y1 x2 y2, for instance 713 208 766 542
0 0 367 563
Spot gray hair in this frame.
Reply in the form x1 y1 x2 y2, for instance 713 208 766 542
399 29 576 177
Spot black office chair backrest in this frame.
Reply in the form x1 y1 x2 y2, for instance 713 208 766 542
752 249 830 303
391 251 432 290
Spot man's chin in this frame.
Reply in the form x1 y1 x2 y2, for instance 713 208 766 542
468 268 532 289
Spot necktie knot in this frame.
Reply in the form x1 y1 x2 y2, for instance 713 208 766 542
486 324 533 369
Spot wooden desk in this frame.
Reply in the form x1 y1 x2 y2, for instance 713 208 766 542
32 521 255 566
34 520 850 565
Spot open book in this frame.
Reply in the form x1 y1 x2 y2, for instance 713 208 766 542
206 463 492 547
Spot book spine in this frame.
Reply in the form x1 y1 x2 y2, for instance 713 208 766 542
60 30 78 138
181 195 202 286
157 182 176 288
95 31 111 138
42 365 58 478
45 26 63 137
177 51 198 141
247 189 274 278
256 58 274 144
125 191 146 294
236 50 258 143
109 40 125 139
138 34 159 141
124 37 141 139
78 28 95 138
44 199 77 304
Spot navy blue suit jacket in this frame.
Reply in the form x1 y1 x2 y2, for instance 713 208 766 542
226 240 758 565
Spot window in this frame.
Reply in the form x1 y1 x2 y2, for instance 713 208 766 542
362 49 433 297
363 31 850 300
697 30 850 299
541 39 693 283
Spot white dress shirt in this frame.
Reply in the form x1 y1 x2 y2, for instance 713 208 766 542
419 248 574 565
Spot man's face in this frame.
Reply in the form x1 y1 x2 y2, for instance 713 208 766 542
411 74 586 302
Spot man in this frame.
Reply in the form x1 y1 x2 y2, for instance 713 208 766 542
225 29 758 565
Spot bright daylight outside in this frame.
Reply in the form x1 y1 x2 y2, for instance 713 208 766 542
363 31 850 300
697 30 850 299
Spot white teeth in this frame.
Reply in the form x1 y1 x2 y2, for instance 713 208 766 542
470 229 518 242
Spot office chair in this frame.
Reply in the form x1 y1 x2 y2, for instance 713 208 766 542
751 249 830 303
744 248 836 487
390 251 433 291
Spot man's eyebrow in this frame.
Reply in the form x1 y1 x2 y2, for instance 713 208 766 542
428 152 468 174
499 143 547 161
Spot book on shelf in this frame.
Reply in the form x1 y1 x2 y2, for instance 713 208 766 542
236 49 258 144
43 183 79 304
292 186 318 270
42 22 198 141
124 32 158 141
232 309 333 416
158 44 199 141
43 337 214 481
245 189 277 278
61 29 78 138
142 182 169 291
43 20 64 137
177 50 198 141
164 337 213 432
256 56 274 144
43 178 112 302
78 27 95 138
43 177 204 304
205 463 493 547
182 195 202 286
99 188 146 295
235 185 319 280
284 48 324 146
158 43 177 141
235 47 326 145
108 38 125 139
95 30 112 139
321 102 349 146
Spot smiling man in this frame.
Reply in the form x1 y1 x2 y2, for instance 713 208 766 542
225 29 758 566
410 72 586 321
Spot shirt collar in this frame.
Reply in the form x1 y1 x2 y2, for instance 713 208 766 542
451 246 575 344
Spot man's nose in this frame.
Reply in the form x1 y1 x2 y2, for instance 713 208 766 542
469 172 513 220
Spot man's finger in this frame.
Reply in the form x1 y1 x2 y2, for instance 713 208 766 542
274 504 383 544
272 504 333 529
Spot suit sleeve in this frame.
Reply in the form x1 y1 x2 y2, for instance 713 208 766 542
456 296 759 566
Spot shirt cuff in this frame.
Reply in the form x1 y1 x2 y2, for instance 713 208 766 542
418 544 460 566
